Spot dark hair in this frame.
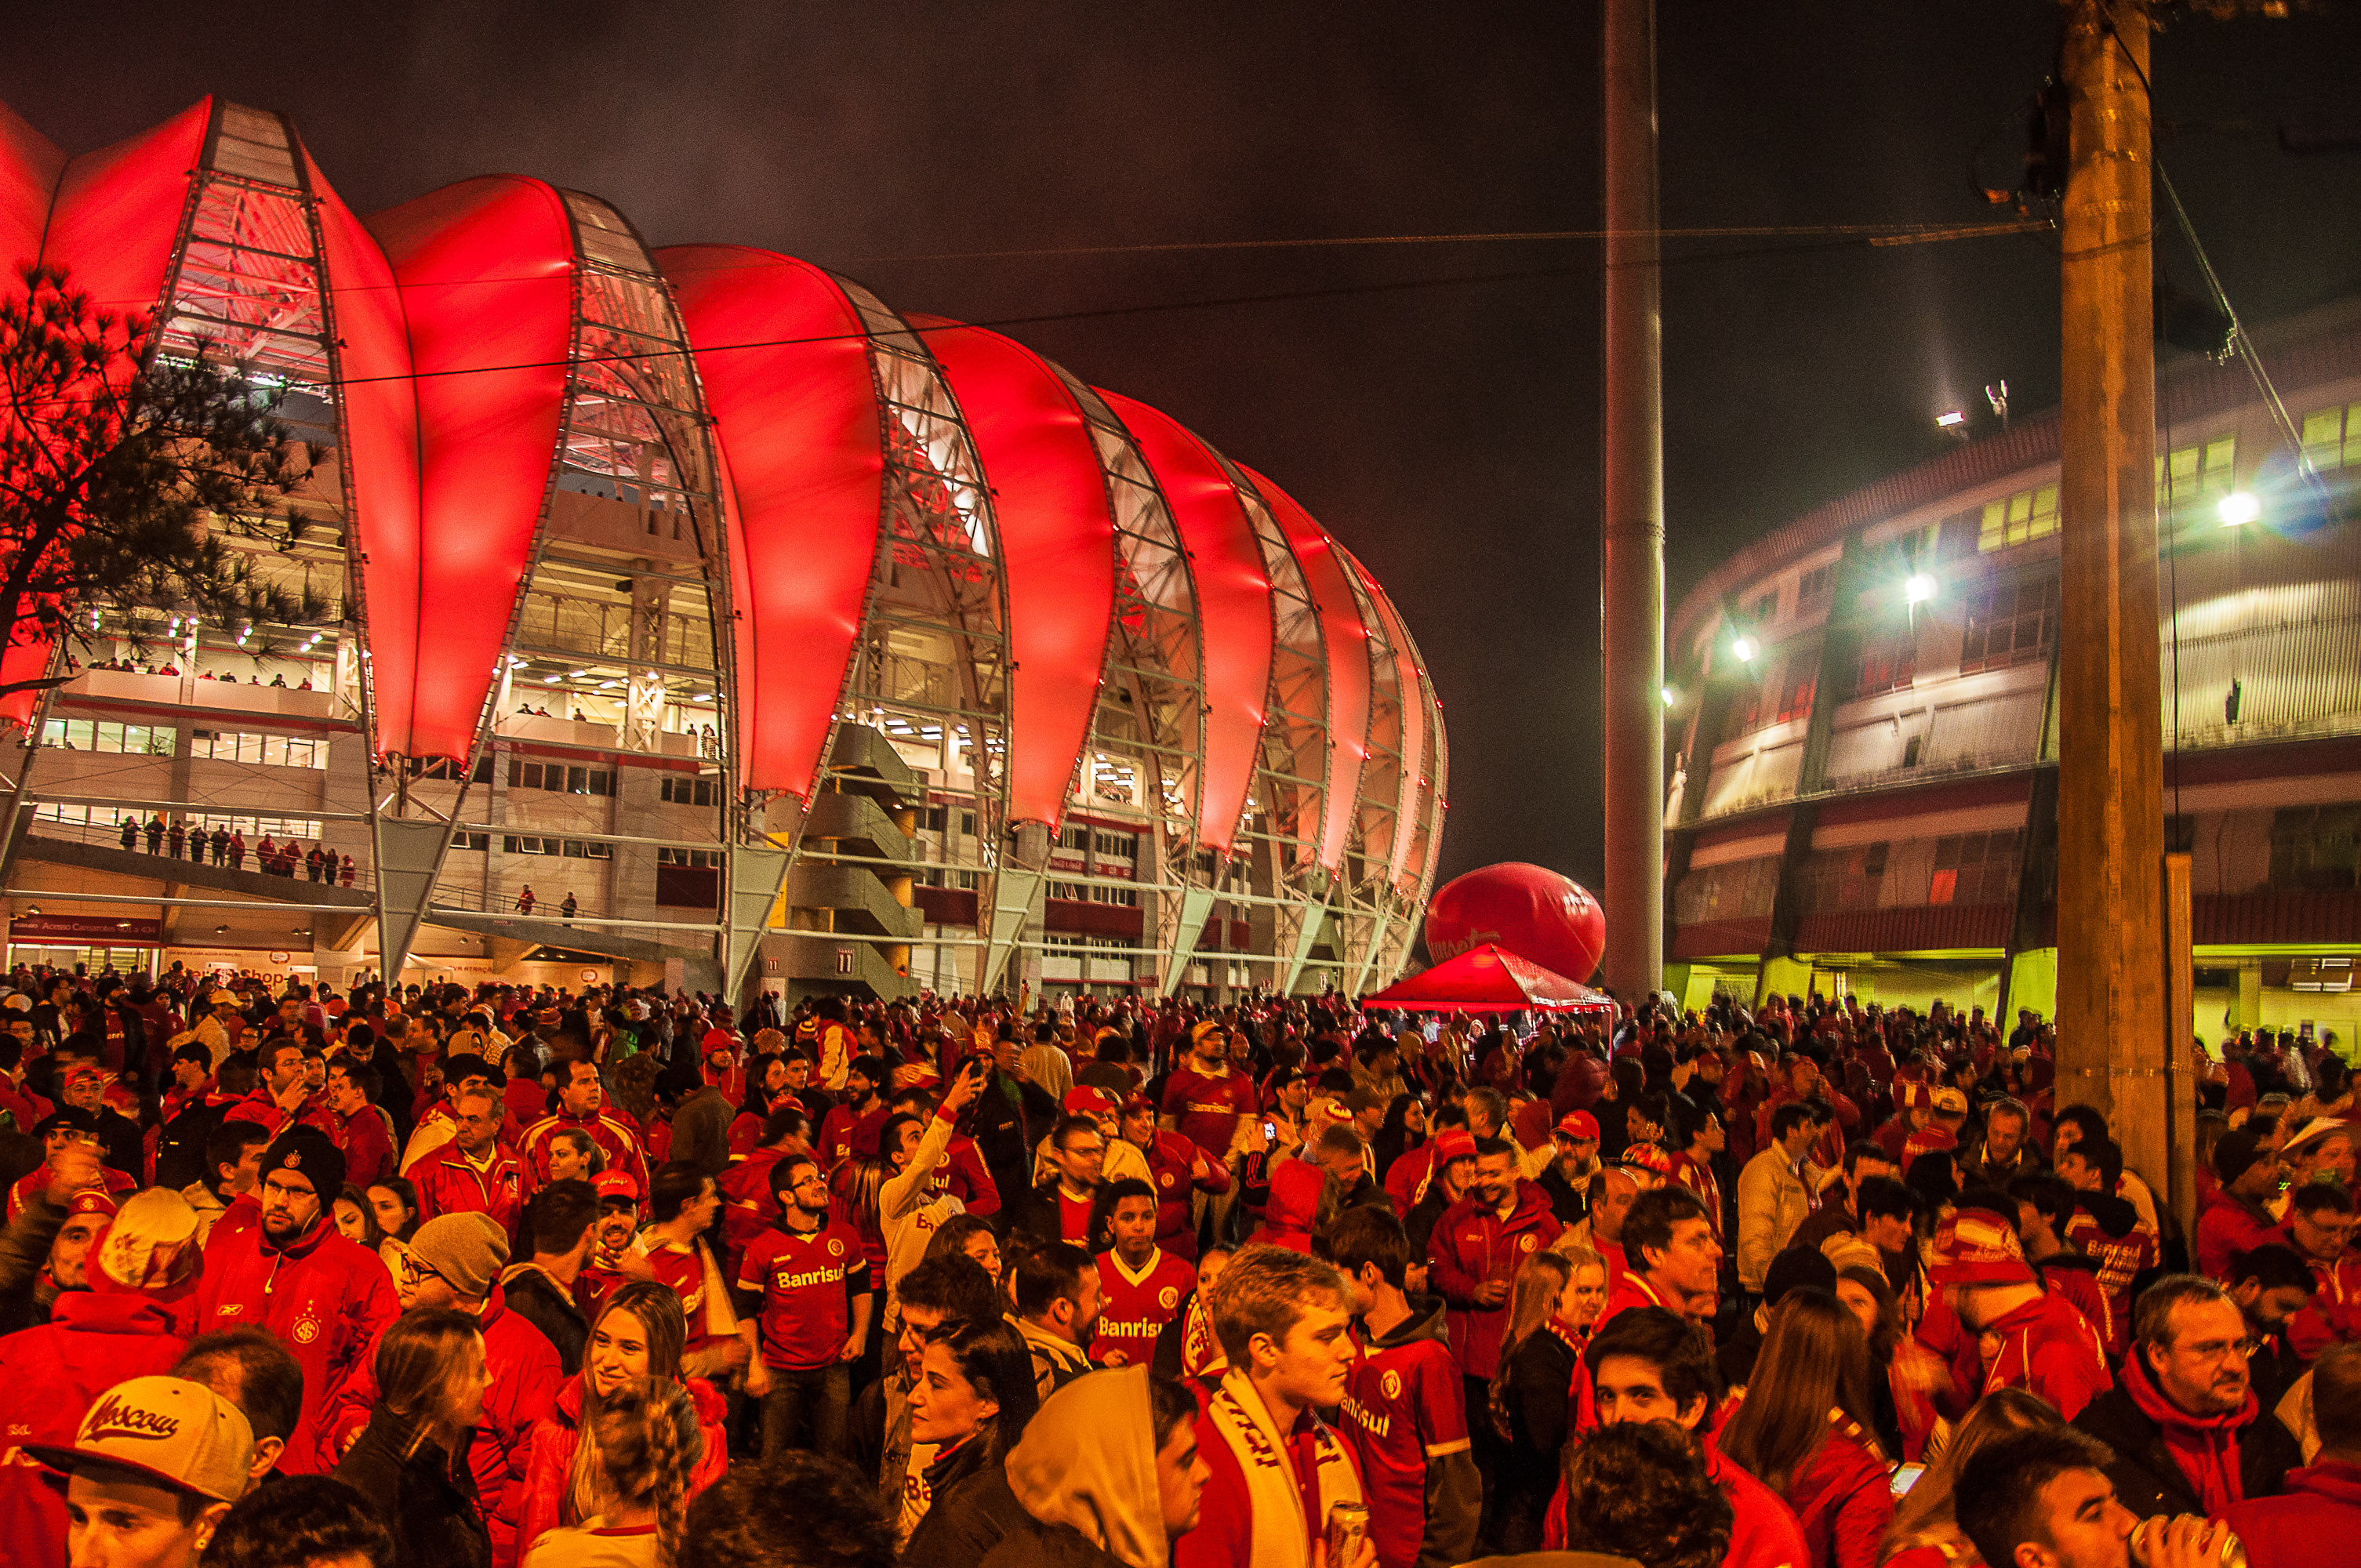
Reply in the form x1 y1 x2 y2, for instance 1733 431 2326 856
198 1475 390 1568
1561 1421 1734 1568
928 1316 1040 1463
1148 1375 1197 1454
335 1183 386 1250
1012 1240 1095 1319
1472 1134 1515 1162
328 1057 380 1101
1622 1186 1711 1272
171 1040 212 1070
1855 1175 1920 1226
1325 1205 1412 1289
2231 1240 2319 1294
1842 1139 1890 1176
2317 1341 2361 1454
648 1161 712 1224
373 1307 485 1434
1052 1114 1102 1150
2009 1171 2079 1234
1769 1102 1814 1142
1102 1176 1157 1212
2052 1103 2109 1148
876 1112 920 1163
924 1214 998 1269
525 1178 599 1257
897 1254 1002 1323
2133 1274 2236 1357
678 1451 896 1568
205 1119 274 1193
1583 1305 1720 1420
2063 1135 2124 1192
1716 1288 1882 1496
759 1105 809 1147
2290 1180 2356 1218
1956 1426 2118 1568
176 1327 306 1446
366 1176 420 1242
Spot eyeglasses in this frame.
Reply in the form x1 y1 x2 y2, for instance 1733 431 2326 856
397 1250 455 1293
2181 1335 2261 1363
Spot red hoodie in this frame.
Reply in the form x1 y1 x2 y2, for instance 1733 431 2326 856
1248 1159 1325 1254
2119 1352 2257 1517
1427 1181 1564 1379
2223 1459 2361 1568
516 1374 729 1558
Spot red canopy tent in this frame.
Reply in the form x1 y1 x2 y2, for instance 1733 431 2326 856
1359 942 1613 1014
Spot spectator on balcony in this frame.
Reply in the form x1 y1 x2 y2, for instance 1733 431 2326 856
169 819 187 858
518 887 537 916
118 816 137 851
211 826 230 865
146 813 165 853
341 855 357 887
228 829 246 869
307 846 329 883
561 893 579 925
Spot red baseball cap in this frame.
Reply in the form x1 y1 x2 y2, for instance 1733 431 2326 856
1554 1111 1600 1142
1432 1129 1479 1166
1927 1207 2035 1288
592 1171 641 1204
1062 1087 1115 1117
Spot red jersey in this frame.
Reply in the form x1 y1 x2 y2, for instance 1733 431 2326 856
7 1162 135 1221
719 1147 788 1274
1160 1065 1257 1160
637 1235 728 1358
1340 1302 1473 1568
1667 1151 1724 1241
2061 1203 2159 1356
411 1142 526 1239
1090 1246 1195 1367
736 1221 869 1370
518 1109 647 1195
1140 1127 1230 1260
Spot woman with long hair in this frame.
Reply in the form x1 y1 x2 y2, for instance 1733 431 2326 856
1836 1263 1954 1464
899 1316 1042 1559
1489 1250 1582 1552
332 1306 496 1567
1718 1288 1896 1568
333 1182 386 1252
368 1177 421 1285
1879 1389 2060 1566
1371 1092 1429 1187
518 1281 728 1557
519 1377 701 1568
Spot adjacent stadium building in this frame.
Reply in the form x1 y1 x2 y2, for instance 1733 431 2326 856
0 97 1447 1002
1663 295 2361 1048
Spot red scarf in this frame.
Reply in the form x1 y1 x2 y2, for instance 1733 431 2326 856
2119 1351 2255 1515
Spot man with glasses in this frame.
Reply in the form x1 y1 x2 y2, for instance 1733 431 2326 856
735 1152 870 1458
2282 1181 2361 1359
1013 1114 1109 1248
410 1085 525 1238
2072 1274 2291 1518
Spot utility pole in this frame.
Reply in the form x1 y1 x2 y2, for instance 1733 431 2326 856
1600 0 1665 1006
2054 0 2174 1199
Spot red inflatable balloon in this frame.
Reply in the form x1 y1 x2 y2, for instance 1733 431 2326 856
1423 862 1606 984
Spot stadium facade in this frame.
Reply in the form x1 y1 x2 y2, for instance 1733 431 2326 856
1663 296 2361 1049
0 97 1447 1003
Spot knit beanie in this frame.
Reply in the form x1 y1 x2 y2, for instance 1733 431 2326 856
261 1127 345 1205
407 1212 510 1299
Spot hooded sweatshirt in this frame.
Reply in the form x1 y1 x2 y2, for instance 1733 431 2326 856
1249 1160 1325 1254
1340 1294 1478 1568
2223 1458 2361 1568
979 1364 1171 1568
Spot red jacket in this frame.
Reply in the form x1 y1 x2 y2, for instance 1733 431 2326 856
1961 1288 2112 1422
322 1102 395 1191
2288 1247 2361 1359
195 1215 398 1474
516 1374 728 1558
1783 1419 1894 1568
518 1109 647 1195
2224 1459 2361 1568
1140 1126 1229 1259
719 1146 788 1274
941 1135 1002 1218
1427 1182 1564 1379
0 1293 190 1568
412 1142 526 1239
1249 1160 1326 1254
325 1289 561 1566
2196 1189 2280 1282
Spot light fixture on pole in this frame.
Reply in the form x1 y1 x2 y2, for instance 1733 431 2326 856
1731 635 1759 664
1905 573 1937 605
2218 491 2260 527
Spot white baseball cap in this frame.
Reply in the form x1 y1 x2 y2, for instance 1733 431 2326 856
27 1375 254 1503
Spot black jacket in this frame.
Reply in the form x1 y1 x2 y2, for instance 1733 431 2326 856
499 1265 587 1376
2071 1379 2287 1519
1495 1325 1581 1552
976 1512 1132 1568
1536 1164 1589 1226
1010 1179 1106 1251
332 1409 490 1568
906 1456 1030 1568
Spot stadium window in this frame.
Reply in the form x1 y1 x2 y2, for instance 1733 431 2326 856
2156 436 2236 504
1048 880 1085 901
1850 627 1916 699
1771 659 1816 725
1057 825 1087 851
1796 562 1835 608
960 811 977 837
1749 589 1778 624
659 776 715 806
919 805 947 833
2268 805 2361 891
453 831 490 851
2300 402 2361 472
1929 830 2021 906
1977 484 2059 552
1960 575 2059 673
47 720 179 757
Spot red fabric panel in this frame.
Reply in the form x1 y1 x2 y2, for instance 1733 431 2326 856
1360 942 1610 1013
1244 467 1370 874
2192 891 2361 946
5 101 209 728
916 318 1115 828
369 178 573 762
656 245 886 800
0 103 62 728
302 149 423 760
1344 551 1426 891
1096 391 1273 855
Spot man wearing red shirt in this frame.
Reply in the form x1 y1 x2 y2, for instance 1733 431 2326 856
634 1162 739 1377
1595 1185 1722 1337
1175 1246 1372 1568
1328 1207 1477 1568
1161 1022 1258 1232
2057 1134 2161 1356
1665 1105 1725 1242
194 1127 398 1474
412 1087 526 1238
2198 1127 2283 1282
1927 1205 2112 1421
573 1170 645 1326
1091 1179 1197 1367
233 1039 335 1142
2283 1183 2361 1359
817 1055 887 1170
736 1151 871 1457
721 1106 808 1276
320 1058 394 1191
1120 1094 1230 1261
518 1060 647 1195
8 1108 136 1220
1428 1134 1564 1417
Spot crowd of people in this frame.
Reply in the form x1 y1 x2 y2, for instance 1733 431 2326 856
0 965 2356 1568
112 817 355 884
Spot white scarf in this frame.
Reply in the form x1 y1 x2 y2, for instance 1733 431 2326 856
1204 1369 1362 1568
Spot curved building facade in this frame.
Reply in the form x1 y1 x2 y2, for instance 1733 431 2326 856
1662 296 2361 1044
0 96 1445 1001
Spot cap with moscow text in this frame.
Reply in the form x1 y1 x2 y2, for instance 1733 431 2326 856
27 1375 253 1503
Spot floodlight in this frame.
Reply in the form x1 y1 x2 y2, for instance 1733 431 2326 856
1731 635 1759 663
2218 491 2260 527
1936 410 1967 429
1905 573 1937 605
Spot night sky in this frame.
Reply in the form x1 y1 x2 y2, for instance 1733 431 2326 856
7 2 2358 903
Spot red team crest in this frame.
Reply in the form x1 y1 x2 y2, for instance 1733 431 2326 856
1158 1286 1179 1310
